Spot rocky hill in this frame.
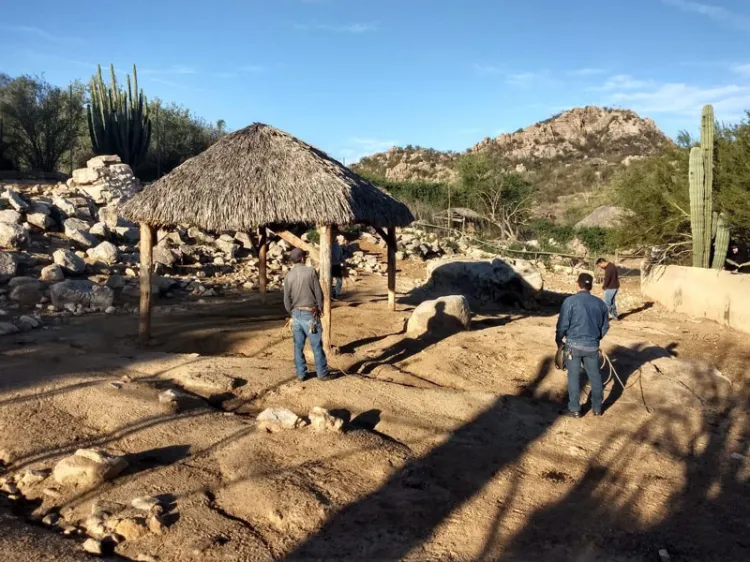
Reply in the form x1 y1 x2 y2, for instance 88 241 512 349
353 107 670 207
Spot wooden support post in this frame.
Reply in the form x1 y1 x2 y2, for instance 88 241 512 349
274 230 320 263
387 226 397 311
318 225 333 354
139 223 155 344
257 227 267 303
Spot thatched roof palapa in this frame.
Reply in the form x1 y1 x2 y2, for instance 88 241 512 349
121 123 414 231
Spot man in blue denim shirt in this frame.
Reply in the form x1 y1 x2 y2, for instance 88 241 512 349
555 273 610 418
283 248 331 381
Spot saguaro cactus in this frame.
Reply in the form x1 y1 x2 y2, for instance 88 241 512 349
689 146 707 268
689 104 731 269
87 64 151 169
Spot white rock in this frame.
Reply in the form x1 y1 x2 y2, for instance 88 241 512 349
53 448 129 488
53 249 86 275
40 264 65 282
0 251 17 282
26 212 55 230
131 496 160 512
407 295 472 338
89 222 109 238
257 407 305 430
0 322 20 336
309 407 345 432
0 209 22 224
105 306 116 314
0 223 28 249
5 189 29 211
87 242 119 264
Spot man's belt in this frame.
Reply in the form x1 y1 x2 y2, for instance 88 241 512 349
295 306 317 312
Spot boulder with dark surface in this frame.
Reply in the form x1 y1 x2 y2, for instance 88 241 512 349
50 280 114 311
53 249 86 275
416 257 543 309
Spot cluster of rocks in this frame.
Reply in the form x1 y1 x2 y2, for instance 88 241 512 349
0 156 307 332
256 406 345 433
0 447 168 559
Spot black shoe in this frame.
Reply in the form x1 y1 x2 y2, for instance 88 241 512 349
317 373 340 382
296 373 311 382
593 410 603 417
560 410 581 418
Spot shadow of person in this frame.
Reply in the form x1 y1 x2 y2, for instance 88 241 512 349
282 358 558 562
618 301 654 320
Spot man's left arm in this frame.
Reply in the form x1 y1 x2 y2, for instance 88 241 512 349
313 273 324 311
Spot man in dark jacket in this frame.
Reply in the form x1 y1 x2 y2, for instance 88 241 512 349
555 273 610 418
596 257 620 321
283 248 330 381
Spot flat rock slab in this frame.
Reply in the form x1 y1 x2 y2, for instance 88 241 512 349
170 367 242 397
53 448 128 489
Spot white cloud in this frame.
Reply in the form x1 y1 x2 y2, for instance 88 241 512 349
731 63 750 77
294 22 377 34
598 74 653 91
568 68 606 77
605 80 750 119
0 24 84 44
472 63 504 76
662 0 750 31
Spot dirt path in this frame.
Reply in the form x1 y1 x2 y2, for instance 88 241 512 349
1 265 749 561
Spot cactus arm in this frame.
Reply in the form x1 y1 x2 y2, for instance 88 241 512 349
711 213 731 270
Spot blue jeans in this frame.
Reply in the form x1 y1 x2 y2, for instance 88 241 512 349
565 347 603 413
292 309 329 380
332 277 343 298
603 289 618 319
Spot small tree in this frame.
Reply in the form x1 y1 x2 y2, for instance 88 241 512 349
0 75 85 172
457 152 535 240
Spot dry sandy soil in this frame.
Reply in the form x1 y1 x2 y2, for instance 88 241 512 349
1 255 749 562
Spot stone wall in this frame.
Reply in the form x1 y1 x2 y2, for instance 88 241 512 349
642 265 750 334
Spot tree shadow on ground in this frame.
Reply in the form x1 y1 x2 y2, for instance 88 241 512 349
282 358 557 562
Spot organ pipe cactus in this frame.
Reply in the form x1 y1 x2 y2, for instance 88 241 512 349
689 104 730 269
87 64 151 169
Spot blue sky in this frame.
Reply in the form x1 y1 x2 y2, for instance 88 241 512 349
1 0 750 162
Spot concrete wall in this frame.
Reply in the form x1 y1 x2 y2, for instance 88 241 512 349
642 265 750 334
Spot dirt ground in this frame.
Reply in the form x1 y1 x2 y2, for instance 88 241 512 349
1 255 749 562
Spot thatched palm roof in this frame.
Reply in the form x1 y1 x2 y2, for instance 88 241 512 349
121 123 414 231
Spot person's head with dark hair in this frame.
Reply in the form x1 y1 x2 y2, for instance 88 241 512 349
577 272 593 292
289 248 306 264
596 257 608 269
730 242 739 255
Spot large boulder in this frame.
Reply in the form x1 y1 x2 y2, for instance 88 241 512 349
50 280 114 311
153 243 177 267
0 251 17 282
53 249 86 275
419 257 543 309
407 295 471 338
52 448 128 488
87 242 119 264
9 278 44 306
0 223 28 249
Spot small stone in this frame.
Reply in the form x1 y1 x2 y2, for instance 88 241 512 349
114 517 149 541
52 448 129 488
110 382 122 390
658 549 671 561
20 468 50 487
136 555 159 562
308 407 345 432
83 515 107 538
42 487 62 499
5 189 29 211
87 241 119 264
82 538 103 555
42 513 60 526
131 496 160 512
40 264 65 282
158 389 181 404
105 306 116 314
1 482 19 494
89 222 109 238
731 452 746 460
147 514 166 535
